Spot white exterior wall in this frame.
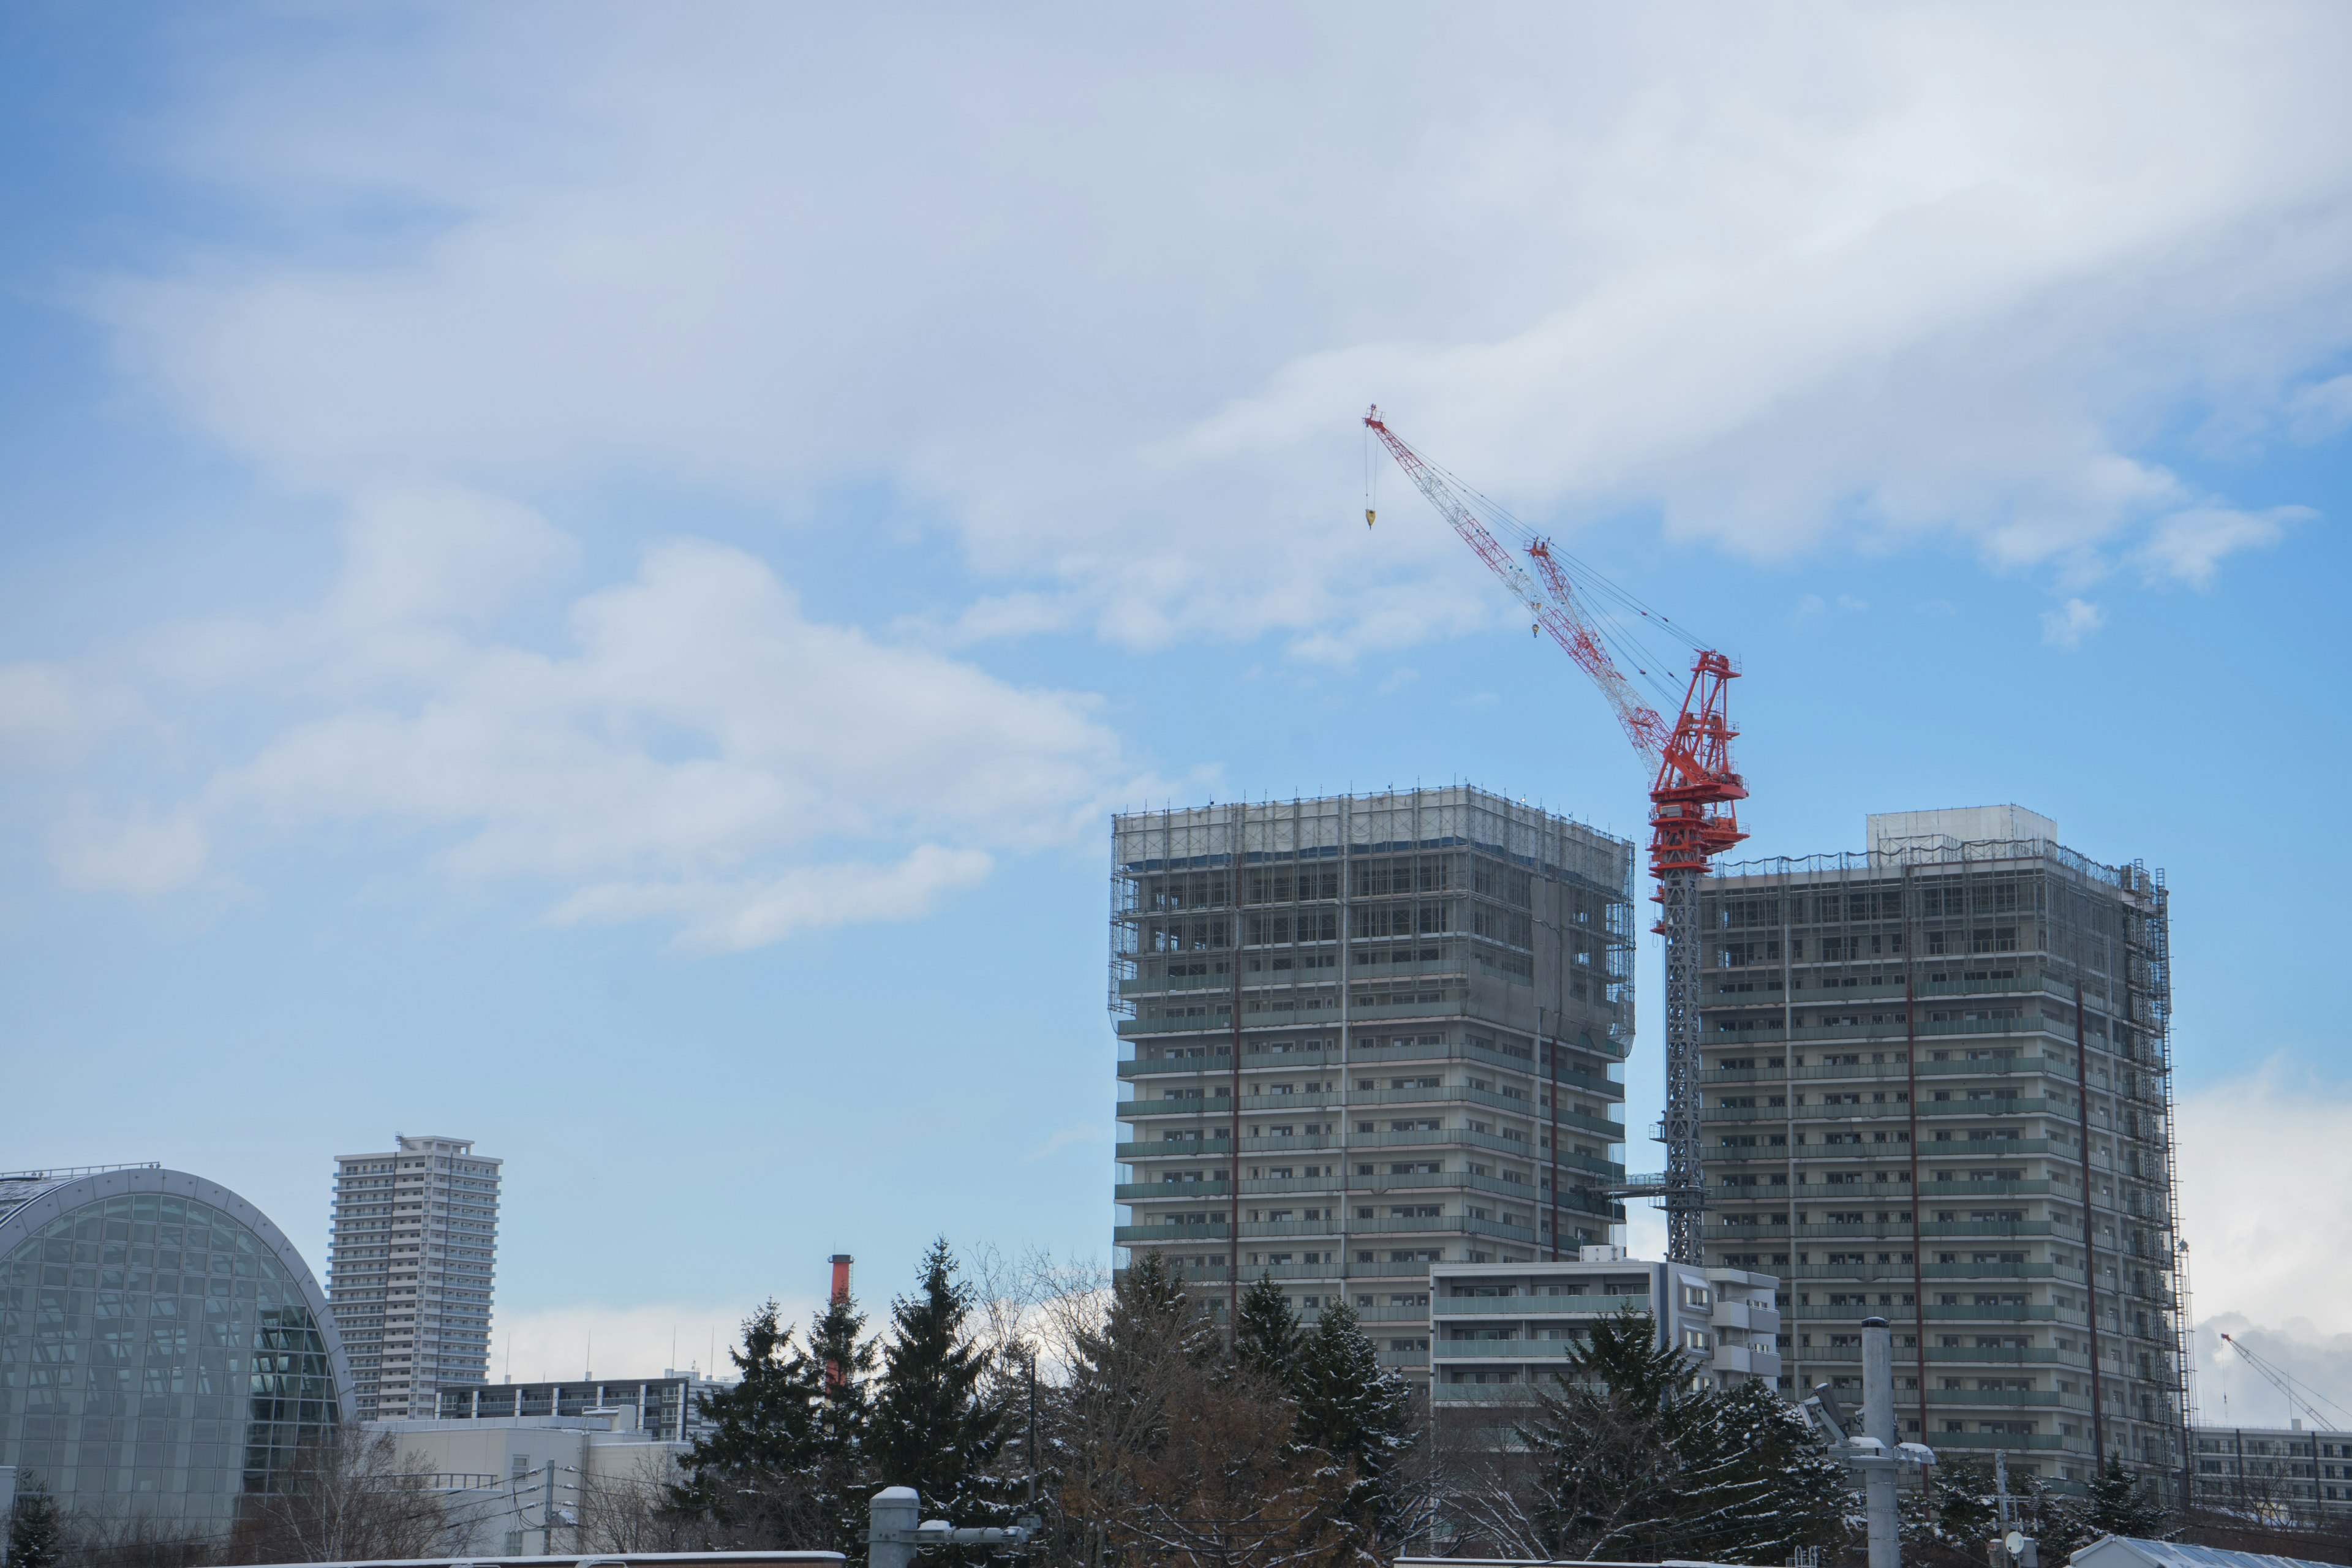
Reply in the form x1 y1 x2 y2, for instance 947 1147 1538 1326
1428 1251 1781 1404
374 1415 687 1557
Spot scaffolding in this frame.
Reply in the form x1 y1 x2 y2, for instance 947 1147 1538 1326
1107 787 1637 1352
1694 829 2185 1494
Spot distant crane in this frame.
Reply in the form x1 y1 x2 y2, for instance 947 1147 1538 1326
2220 1332 2352 1432
1363 406 1746 1262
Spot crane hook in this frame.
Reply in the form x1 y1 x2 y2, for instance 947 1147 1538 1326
1365 508 1376 528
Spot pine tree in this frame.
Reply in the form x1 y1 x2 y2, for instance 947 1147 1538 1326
668 1300 826 1542
1288 1300 1417 1541
1672 1379 1849 1563
1234 1273 1300 1384
1512 1309 1699 1560
6 1473 64 1568
2081 1455 2168 1539
807 1289 880 1556
869 1240 1009 1526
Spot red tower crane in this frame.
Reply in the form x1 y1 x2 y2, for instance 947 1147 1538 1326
1363 406 1747 1262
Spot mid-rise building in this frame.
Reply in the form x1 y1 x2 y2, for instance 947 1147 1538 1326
0 1164 349 1531
369 1406 689 1557
328 1134 500 1422
1697 807 2185 1494
1428 1247 1781 1407
1111 787 1634 1377
2190 1423 2352 1524
431 1371 732 1445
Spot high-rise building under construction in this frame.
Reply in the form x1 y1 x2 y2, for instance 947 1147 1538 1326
1697 807 2187 1494
1110 787 1633 1376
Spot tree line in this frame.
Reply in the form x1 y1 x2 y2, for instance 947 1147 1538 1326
4 1239 2199 1568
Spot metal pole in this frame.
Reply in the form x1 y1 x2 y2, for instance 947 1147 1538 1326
1782 874 1798 1400
541 1460 556 1557
870 1486 921 1568
1864 1316 1901 1568
2076 980 2107 1461
1229 805 1244 1339
1902 865 1929 1443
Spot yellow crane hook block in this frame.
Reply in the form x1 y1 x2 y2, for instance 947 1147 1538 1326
1365 508 1376 527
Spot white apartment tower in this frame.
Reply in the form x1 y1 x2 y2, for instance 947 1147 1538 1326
327 1134 500 1422
1111 787 1635 1378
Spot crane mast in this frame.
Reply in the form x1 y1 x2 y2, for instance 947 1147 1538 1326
1364 406 1746 1262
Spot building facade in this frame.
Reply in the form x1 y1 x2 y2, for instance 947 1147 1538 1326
1695 807 2187 1494
431 1372 730 1445
1112 788 1634 1371
2190 1424 2352 1525
0 1164 349 1531
372 1409 689 1557
1428 1248 1781 1408
327 1135 500 1422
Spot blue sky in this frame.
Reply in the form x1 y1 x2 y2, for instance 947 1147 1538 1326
3 3 2350 1418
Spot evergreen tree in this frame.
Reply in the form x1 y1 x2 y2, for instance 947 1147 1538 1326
1289 1300 1417 1541
1234 1274 1301 1384
1672 1380 1849 1563
869 1240 1009 1526
1504 1307 1841 1562
1512 1308 1700 1559
2082 1455 2168 1539
6 1472 64 1568
807 1289 880 1556
667 1300 826 1542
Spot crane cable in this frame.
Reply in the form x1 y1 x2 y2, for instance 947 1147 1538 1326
1411 447 1707 712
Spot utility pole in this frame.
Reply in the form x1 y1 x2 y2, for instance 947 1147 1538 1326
541 1460 557 1557
1808 1317 1939 1568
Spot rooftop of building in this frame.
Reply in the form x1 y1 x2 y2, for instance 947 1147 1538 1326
1709 803 2157 899
0 1162 162 1226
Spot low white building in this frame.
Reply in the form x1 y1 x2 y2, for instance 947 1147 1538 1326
378 1409 690 1556
1428 1246 1781 1406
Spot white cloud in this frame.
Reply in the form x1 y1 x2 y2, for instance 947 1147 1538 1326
89 3 2352 656
2040 597 2105 647
2177 1060 2352 1341
488 1298 815 1386
549 843 995 955
2176 1061 2352 1422
2136 504 2309 589
58 508 1145 944
2286 372 2352 442
1020 1121 1109 1164
0 663 145 769
49 799 210 897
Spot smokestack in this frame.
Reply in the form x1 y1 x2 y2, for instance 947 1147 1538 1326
824 1254 855 1393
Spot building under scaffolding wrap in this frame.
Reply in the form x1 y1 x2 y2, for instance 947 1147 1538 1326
1697 805 2188 1498
1110 787 1635 1382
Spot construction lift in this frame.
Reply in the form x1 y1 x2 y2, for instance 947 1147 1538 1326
1363 405 1746 1262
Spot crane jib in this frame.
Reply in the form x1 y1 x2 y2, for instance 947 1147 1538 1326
1364 404 1748 1264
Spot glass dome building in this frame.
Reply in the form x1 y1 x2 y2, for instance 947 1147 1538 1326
0 1164 352 1532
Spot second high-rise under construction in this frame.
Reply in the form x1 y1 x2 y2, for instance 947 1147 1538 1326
1697 806 2187 1497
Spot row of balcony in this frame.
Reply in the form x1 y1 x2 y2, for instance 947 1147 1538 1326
1117 1170 1558 1203
1118 1128 1624 1176
1115 1213 1544 1247
1703 1097 2057 1123
1122 1047 1626 1101
1121 1082 1622 1130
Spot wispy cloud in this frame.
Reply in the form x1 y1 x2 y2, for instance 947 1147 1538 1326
91 3 2352 663
1021 1121 1109 1164
2040 598 2105 649
2136 505 2310 589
